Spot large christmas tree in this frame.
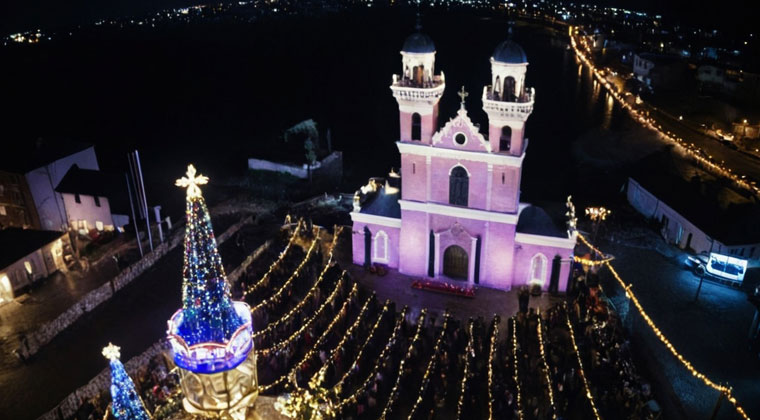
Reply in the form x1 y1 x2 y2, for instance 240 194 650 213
175 164 244 345
102 343 151 420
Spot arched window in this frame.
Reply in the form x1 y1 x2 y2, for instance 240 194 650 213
411 113 422 141
530 253 548 284
494 75 501 99
449 166 469 207
373 230 389 263
504 76 516 101
500 126 511 152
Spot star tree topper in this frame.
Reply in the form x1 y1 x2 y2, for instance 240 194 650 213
102 343 121 360
175 164 209 199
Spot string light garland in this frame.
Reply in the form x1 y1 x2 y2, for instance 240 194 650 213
259 277 355 356
456 319 475 420
564 305 603 420
333 301 392 389
258 284 361 394
250 234 320 315
252 228 344 338
569 29 760 198
487 317 499 420
576 231 752 419
407 311 451 420
242 219 304 298
312 292 377 385
573 255 615 267
334 306 410 413
378 309 428 420
511 317 524 420
537 312 558 420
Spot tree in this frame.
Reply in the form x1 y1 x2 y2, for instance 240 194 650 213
102 343 151 420
174 164 244 345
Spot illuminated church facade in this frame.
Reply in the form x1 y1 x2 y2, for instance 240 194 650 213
351 25 576 292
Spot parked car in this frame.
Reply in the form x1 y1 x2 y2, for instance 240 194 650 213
685 252 747 283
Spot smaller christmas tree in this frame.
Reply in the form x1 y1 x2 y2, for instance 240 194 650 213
102 343 151 420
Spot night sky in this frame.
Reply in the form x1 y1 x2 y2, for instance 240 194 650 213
0 0 753 35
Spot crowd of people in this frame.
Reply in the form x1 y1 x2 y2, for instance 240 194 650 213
67 223 659 420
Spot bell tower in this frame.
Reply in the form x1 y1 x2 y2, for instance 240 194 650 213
390 15 445 144
482 27 534 156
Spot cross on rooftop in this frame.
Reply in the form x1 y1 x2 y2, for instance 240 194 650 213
458 86 469 108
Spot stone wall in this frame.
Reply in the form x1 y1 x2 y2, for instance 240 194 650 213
37 340 170 420
19 215 253 359
247 151 342 180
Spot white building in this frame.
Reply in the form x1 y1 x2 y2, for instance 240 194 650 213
55 165 128 233
2 140 100 231
627 177 760 259
0 228 71 303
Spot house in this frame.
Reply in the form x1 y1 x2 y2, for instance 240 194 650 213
633 53 686 90
626 171 760 259
55 164 130 233
0 169 39 229
0 138 100 231
0 228 72 303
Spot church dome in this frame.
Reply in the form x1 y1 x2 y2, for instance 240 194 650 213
516 206 565 238
402 32 436 54
492 39 527 64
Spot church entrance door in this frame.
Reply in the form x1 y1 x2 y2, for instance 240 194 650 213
443 245 468 280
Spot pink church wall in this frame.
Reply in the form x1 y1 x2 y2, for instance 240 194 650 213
512 241 574 291
429 158 489 210
351 221 401 269
434 116 489 152
398 210 429 276
401 154 427 202
490 166 521 213
400 105 438 144
480 222 516 289
488 123 525 155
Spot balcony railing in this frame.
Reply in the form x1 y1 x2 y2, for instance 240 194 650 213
482 86 535 119
391 74 445 102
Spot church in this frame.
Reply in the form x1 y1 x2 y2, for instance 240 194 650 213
350 23 576 292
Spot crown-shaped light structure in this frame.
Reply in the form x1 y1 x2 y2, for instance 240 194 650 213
167 164 253 374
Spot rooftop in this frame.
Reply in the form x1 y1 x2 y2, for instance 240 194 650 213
631 151 760 246
0 228 64 269
55 165 130 214
0 138 93 174
516 205 568 238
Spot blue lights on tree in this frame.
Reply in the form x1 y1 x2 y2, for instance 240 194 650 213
175 165 244 346
103 343 151 420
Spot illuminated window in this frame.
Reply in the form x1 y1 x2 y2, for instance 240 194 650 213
24 261 33 275
96 221 104 231
373 230 388 263
0 205 5 216
0 275 12 303
530 253 548 284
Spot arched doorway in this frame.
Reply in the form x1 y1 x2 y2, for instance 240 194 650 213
504 76 516 101
412 113 422 141
443 245 468 280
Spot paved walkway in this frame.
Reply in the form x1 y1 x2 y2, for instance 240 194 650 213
331 230 564 339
